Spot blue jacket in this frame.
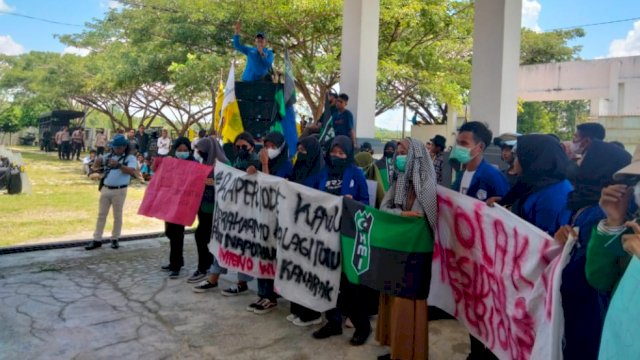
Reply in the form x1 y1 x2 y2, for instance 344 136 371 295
232 35 274 81
452 159 509 201
298 171 324 190
272 160 293 179
320 165 369 205
561 205 610 360
520 179 573 236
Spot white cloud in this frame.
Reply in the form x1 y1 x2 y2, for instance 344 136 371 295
608 20 640 58
0 35 24 55
62 46 90 57
100 0 121 10
521 0 542 32
0 0 13 12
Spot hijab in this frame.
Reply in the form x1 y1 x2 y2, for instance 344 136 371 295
293 136 324 183
172 137 195 160
263 132 289 175
328 135 354 175
355 151 385 208
567 139 631 211
500 134 569 213
393 138 438 230
196 137 229 166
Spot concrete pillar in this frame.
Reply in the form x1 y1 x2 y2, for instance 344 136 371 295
340 0 380 139
470 0 521 135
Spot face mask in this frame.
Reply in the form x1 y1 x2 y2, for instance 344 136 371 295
395 155 407 173
175 151 190 160
634 182 640 207
384 151 394 159
331 156 348 169
296 153 308 163
198 151 208 162
450 144 475 165
238 148 250 160
267 147 282 160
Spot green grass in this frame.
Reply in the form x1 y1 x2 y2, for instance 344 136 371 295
0 146 164 247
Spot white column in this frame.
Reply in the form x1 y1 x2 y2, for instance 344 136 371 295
340 0 380 139
470 0 521 135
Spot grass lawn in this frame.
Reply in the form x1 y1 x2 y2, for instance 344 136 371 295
0 146 164 247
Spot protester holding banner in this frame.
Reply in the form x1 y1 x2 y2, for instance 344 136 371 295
354 151 385 208
245 132 293 315
553 140 631 360
188 136 229 287
495 134 573 236
284 135 326 326
197 133 259 293
313 135 373 346
376 138 437 360
156 137 199 278
449 121 508 360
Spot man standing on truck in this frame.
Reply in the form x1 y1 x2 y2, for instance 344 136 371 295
232 21 274 82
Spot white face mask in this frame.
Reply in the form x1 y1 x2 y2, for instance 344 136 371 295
267 147 282 160
634 182 640 208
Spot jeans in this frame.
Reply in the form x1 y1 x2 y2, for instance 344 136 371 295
72 141 82 159
195 209 214 273
258 279 276 301
96 146 105 156
61 141 71 160
93 187 127 241
165 222 185 271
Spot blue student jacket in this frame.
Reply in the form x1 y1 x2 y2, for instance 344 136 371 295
232 35 274 81
272 160 293 179
520 179 573 236
319 165 369 205
452 159 510 201
299 171 324 190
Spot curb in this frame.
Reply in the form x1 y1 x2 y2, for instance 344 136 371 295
0 229 195 255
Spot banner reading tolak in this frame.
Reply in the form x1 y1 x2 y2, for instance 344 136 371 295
211 162 281 279
274 181 343 313
429 186 566 360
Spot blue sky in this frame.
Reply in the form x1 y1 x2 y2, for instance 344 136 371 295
1 0 639 128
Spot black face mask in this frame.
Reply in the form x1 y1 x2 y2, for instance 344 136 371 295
331 156 348 169
384 151 394 159
297 153 308 163
238 148 251 160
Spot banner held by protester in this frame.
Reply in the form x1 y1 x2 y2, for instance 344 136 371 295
429 186 565 360
212 162 281 279
274 180 343 312
138 157 211 226
341 197 434 299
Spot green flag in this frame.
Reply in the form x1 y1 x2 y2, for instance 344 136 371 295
340 198 434 299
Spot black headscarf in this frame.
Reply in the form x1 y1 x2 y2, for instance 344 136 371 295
293 136 324 183
567 139 631 211
195 137 229 166
500 134 569 214
172 137 195 160
384 141 397 154
263 132 289 175
328 135 354 174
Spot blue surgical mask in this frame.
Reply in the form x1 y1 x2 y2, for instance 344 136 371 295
175 151 190 160
450 145 474 164
395 155 407 172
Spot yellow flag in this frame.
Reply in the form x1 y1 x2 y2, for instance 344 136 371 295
220 63 244 143
214 80 224 133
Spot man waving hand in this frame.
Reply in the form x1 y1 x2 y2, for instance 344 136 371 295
233 21 274 82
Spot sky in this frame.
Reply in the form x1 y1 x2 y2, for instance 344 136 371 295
1 0 640 129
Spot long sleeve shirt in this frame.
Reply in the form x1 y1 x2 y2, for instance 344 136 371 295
232 35 274 81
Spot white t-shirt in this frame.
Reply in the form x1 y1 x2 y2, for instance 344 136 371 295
157 137 171 155
460 170 476 195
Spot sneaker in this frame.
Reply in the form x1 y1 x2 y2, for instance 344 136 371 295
247 298 266 312
192 280 218 293
161 264 171 271
286 314 298 322
169 270 180 279
85 241 102 251
221 283 249 296
110 239 119 249
349 328 371 346
312 323 343 339
293 317 323 327
253 299 277 314
187 270 207 283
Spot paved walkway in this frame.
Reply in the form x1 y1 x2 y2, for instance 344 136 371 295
0 236 469 360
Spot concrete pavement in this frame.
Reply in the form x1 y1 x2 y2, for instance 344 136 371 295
0 236 469 360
